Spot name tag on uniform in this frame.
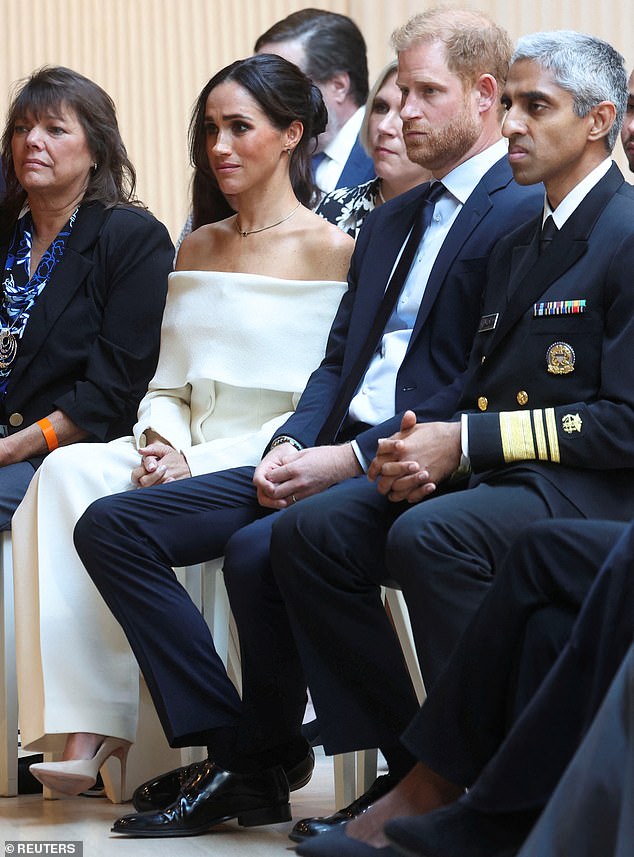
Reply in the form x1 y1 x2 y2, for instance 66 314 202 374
478 313 499 333
533 299 586 317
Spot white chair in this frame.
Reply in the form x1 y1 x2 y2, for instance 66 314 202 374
182 558 241 692
333 585 426 806
0 529 18 796
179 558 241 768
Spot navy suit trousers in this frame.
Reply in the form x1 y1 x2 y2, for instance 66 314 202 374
403 518 634 816
270 473 581 756
74 465 275 752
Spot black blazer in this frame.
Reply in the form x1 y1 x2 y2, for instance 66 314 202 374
0 201 173 456
460 164 634 520
271 155 543 462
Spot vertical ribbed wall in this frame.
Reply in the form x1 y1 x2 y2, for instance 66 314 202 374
0 0 631 240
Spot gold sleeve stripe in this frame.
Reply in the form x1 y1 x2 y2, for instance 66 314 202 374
532 409 549 461
500 411 535 462
544 407 560 463
499 408 560 463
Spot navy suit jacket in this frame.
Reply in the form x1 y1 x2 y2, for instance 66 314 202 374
336 135 375 190
271 154 543 463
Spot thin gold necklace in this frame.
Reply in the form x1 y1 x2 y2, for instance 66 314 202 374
235 201 301 237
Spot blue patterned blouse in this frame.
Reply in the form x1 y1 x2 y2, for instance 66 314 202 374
0 207 78 394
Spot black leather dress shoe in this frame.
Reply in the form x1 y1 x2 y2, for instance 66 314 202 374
384 801 539 857
18 755 43 794
132 760 203 812
133 746 314 812
296 825 400 856
290 774 398 842
112 760 290 837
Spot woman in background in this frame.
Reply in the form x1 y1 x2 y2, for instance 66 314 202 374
0 65 172 528
317 60 431 237
15 54 352 801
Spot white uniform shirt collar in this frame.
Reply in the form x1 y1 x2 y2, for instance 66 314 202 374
544 157 612 228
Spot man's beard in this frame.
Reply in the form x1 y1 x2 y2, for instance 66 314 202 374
404 108 480 173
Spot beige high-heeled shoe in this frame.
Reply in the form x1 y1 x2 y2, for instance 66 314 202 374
29 737 130 798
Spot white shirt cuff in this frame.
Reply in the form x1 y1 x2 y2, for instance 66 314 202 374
350 439 370 472
460 413 471 470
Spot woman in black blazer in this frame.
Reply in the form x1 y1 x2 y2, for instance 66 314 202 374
0 65 172 528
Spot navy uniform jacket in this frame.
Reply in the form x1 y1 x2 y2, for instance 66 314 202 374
455 163 634 521
271 155 543 462
0 201 173 459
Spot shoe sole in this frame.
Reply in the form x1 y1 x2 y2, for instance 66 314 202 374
30 770 95 796
112 803 292 837
288 830 310 843
287 752 315 792
289 769 313 792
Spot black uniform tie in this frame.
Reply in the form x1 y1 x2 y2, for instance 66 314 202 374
539 215 558 254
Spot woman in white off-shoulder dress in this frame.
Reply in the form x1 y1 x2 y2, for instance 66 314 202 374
13 53 353 801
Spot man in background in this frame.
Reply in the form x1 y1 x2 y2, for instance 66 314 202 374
256 8 375 193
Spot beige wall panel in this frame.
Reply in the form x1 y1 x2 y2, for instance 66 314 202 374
0 0 631 240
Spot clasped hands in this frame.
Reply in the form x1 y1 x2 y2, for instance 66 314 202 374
253 411 461 509
253 442 362 509
368 410 462 503
132 434 192 487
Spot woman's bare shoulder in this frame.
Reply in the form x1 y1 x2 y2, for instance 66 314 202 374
302 211 354 280
175 219 234 271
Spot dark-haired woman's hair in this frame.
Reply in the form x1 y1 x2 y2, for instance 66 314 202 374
0 65 140 224
189 53 327 230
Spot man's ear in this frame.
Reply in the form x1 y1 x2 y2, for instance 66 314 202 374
475 73 498 114
327 72 351 104
587 100 617 144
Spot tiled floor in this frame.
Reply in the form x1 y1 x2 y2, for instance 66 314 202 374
0 749 337 856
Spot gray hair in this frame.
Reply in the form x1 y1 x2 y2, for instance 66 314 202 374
512 31 627 151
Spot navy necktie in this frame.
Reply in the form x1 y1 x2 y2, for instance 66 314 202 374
316 181 446 444
311 151 327 182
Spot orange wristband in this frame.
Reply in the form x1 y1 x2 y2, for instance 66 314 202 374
37 418 59 452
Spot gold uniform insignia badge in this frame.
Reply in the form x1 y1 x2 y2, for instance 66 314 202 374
562 413 583 434
546 342 575 375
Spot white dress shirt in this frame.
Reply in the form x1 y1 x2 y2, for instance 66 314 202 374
315 107 365 194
